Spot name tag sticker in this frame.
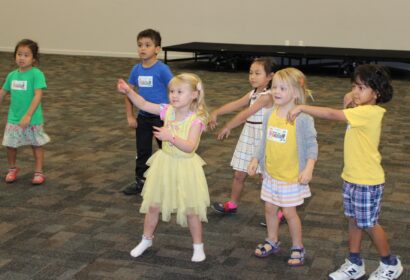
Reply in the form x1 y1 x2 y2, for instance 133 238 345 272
11 80 27 91
267 126 288 143
138 76 153 88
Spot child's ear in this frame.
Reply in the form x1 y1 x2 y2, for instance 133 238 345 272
155 46 161 55
193 90 199 100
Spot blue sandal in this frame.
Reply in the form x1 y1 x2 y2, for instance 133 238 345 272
254 239 280 258
287 247 305 266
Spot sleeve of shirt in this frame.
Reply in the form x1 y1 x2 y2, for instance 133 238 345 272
2 73 12 91
128 65 139 87
159 104 170 120
301 115 318 160
34 69 47 89
160 64 173 87
191 118 206 132
343 107 369 128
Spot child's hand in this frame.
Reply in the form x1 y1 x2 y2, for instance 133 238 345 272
287 105 303 123
19 115 31 129
247 158 258 176
153 126 172 142
117 79 131 94
343 91 356 108
209 111 218 130
298 167 313 185
127 116 138 128
216 127 230 140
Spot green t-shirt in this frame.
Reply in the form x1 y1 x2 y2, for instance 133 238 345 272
2 67 47 125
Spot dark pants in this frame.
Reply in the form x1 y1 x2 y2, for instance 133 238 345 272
135 114 163 181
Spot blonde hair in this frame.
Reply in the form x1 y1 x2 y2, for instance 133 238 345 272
273 67 313 105
168 73 209 125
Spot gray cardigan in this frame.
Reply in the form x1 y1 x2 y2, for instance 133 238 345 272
255 108 318 173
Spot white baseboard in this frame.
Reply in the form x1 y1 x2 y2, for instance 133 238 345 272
0 46 194 60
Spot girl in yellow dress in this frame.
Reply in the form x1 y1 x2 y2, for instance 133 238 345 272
117 73 209 262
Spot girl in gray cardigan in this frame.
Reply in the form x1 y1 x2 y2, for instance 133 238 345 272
248 68 318 266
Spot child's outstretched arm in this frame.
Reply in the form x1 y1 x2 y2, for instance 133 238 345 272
217 94 273 140
19 88 43 129
288 105 347 123
153 121 203 153
117 79 160 115
209 93 250 129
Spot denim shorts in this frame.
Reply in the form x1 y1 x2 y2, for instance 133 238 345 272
343 181 384 229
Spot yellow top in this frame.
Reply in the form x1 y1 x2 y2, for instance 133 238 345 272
342 105 385 185
265 110 299 183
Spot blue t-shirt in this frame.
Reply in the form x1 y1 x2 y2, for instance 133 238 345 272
128 60 173 117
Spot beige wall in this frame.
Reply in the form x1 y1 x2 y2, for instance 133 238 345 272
0 0 409 58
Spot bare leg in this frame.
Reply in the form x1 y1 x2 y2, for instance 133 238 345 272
283 207 305 265
255 202 280 256
348 218 363 253
187 214 205 262
230 170 247 204
143 206 161 237
187 214 202 244
31 146 44 173
265 202 280 242
283 207 303 248
7 147 17 168
366 224 390 256
130 206 160 257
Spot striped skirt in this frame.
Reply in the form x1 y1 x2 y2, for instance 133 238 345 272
261 171 311 207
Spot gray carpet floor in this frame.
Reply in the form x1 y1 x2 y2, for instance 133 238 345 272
0 52 409 279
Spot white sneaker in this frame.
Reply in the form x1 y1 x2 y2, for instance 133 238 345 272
368 257 403 280
329 259 366 280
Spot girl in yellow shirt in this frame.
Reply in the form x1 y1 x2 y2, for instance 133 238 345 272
248 68 318 266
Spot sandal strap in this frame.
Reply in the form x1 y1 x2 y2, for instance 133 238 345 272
257 239 280 251
265 239 280 248
289 247 305 259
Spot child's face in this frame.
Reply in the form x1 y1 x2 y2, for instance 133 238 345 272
351 79 377 106
15 45 34 71
168 82 198 110
137 37 160 62
272 78 297 107
249 62 271 91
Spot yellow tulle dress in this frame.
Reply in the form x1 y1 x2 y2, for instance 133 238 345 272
139 105 210 227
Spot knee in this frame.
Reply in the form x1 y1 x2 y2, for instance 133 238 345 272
264 203 278 215
282 208 297 220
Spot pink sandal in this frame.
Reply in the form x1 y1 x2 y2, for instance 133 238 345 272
32 172 45 185
5 168 19 183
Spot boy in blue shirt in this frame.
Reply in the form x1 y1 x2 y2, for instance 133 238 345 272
122 29 173 195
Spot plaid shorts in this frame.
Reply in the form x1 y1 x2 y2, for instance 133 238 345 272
343 181 384 229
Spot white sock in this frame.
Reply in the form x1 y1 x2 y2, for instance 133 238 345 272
191 243 206 262
130 235 153 258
